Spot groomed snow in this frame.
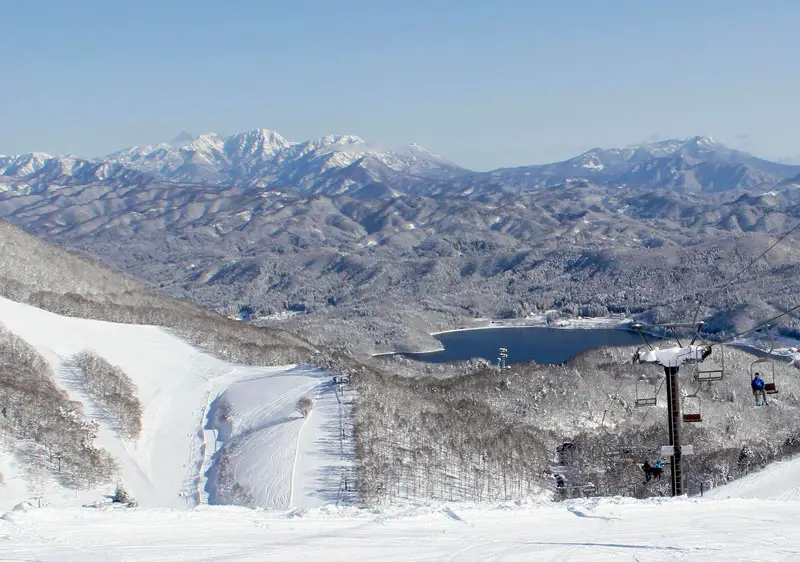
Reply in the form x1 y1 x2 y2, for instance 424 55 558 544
1 496 800 560
705 455 800 501
206 369 354 509
0 297 350 512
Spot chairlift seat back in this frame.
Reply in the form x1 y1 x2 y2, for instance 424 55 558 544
765 382 778 394
683 413 702 423
696 369 724 382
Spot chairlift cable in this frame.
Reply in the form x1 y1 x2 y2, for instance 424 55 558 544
638 220 800 316
705 220 800 301
710 302 800 348
689 297 703 345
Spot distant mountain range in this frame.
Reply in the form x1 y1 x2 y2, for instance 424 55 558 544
2 131 799 199
2 129 800 353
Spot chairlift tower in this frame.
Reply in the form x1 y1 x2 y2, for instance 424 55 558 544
498 347 509 370
632 322 713 496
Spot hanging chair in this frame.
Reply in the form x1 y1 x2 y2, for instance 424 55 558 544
682 394 702 423
635 377 658 407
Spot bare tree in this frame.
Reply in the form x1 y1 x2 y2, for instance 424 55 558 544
297 397 314 418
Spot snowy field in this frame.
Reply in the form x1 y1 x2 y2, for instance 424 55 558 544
0 297 351 512
1 493 800 560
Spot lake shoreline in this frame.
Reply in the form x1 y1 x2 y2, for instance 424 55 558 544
372 320 800 367
375 322 647 365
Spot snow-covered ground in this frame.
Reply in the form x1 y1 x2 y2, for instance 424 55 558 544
0 297 351 512
705 456 800 501
2 494 800 560
205 369 355 509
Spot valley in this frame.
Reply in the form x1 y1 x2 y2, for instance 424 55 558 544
2 132 800 355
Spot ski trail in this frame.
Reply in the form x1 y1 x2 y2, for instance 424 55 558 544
182 388 213 507
53 356 157 501
289 390 318 507
203 368 354 510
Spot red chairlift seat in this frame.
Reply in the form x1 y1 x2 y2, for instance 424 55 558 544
682 395 702 423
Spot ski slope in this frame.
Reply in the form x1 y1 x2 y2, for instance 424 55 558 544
1 496 800 560
0 296 351 511
3 450 800 561
205 368 354 508
704 455 800 501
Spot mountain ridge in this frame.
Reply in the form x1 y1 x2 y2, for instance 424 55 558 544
3 131 799 198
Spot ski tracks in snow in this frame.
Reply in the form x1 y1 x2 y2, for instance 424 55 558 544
231 379 318 508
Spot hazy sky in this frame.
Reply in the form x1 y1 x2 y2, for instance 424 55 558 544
1 0 798 170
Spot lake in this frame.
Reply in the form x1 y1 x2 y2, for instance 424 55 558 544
403 326 645 365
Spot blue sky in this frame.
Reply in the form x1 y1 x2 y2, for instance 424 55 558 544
1 0 798 170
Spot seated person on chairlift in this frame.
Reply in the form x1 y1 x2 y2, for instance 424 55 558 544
752 372 768 406
642 460 664 482
642 460 652 482
652 459 664 480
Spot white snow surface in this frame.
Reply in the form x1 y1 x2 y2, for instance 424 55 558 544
2 495 800 560
207 369 352 509
0 297 349 512
705 456 800 501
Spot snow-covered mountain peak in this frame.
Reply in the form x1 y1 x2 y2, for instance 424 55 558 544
404 143 450 163
638 136 723 157
4 131 796 197
0 152 57 178
227 129 292 153
311 133 367 150
186 132 225 153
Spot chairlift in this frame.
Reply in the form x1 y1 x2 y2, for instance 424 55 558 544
682 394 702 423
694 344 725 382
749 326 779 393
635 377 658 407
751 358 778 394
686 322 724 382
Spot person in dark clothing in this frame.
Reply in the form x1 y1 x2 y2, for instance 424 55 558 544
752 373 768 406
652 460 664 480
642 460 652 483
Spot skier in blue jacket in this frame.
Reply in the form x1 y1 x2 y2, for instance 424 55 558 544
652 459 664 480
752 373 768 406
